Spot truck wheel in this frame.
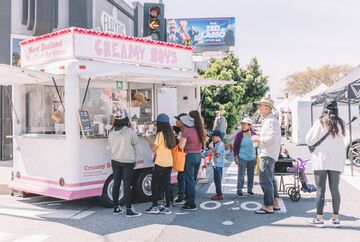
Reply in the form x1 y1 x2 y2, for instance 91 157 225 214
100 175 124 208
348 142 360 167
136 170 153 201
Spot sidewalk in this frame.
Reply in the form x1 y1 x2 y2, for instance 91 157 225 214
0 160 12 194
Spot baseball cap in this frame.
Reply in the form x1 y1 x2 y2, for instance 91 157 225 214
211 130 222 138
157 113 170 123
174 113 187 120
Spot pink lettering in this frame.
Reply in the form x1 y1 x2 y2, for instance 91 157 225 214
95 40 103 56
121 44 127 59
139 46 145 61
128 44 136 60
104 41 111 57
112 42 120 58
170 51 177 64
151 48 158 63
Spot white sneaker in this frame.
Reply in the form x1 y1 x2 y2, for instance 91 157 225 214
307 218 325 228
160 206 172 215
146 206 160 214
329 218 341 228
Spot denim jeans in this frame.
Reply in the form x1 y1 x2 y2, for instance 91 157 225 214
111 160 135 209
237 158 256 193
184 153 202 205
213 167 223 196
177 171 185 199
259 156 279 206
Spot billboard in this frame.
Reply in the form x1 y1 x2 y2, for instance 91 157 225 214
167 17 235 47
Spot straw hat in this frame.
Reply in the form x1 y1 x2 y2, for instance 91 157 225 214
240 117 253 125
255 97 275 110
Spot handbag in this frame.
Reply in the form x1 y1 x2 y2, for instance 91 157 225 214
308 131 331 153
255 156 261 175
172 145 186 172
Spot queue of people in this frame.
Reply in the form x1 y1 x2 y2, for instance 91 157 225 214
108 96 346 227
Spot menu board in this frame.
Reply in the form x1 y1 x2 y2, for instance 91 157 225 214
79 110 94 137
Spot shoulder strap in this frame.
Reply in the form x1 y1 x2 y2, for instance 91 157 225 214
311 130 331 149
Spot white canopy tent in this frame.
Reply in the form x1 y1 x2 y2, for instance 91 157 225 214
290 84 329 144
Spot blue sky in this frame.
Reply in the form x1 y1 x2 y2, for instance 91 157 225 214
126 0 360 97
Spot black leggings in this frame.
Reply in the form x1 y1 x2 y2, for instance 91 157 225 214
112 160 135 209
152 164 172 207
314 170 341 215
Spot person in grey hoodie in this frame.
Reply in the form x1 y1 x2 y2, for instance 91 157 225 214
108 110 141 217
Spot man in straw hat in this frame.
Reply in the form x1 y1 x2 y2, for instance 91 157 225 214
251 97 282 214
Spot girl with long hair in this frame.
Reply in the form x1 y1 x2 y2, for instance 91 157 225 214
108 111 141 217
306 98 346 228
144 114 176 215
177 110 206 210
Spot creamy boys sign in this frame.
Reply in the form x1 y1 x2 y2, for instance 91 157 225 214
20 28 193 70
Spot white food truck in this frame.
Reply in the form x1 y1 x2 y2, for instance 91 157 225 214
3 28 234 207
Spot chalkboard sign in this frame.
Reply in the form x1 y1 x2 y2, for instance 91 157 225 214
78 110 94 137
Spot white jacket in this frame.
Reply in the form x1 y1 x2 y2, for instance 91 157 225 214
305 119 346 172
259 113 282 161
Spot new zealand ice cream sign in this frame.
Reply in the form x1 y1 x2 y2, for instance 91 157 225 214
20 28 193 70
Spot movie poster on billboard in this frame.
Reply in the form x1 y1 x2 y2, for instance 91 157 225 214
167 17 235 47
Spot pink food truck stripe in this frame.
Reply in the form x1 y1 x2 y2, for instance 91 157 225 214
9 183 103 200
20 175 105 188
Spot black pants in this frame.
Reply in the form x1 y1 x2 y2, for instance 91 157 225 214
152 165 172 207
111 160 135 209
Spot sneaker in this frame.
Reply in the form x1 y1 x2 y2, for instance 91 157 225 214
307 218 325 228
113 206 124 214
247 191 255 196
160 206 172 215
174 197 185 204
329 218 341 228
211 195 224 200
158 201 166 210
182 204 198 211
237 191 244 197
145 206 160 214
126 207 142 217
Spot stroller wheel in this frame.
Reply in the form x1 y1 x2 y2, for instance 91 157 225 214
290 190 301 202
287 187 295 196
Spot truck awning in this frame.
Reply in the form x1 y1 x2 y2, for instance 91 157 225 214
0 64 63 85
77 61 235 86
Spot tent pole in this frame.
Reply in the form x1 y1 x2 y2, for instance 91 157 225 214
347 85 354 176
310 103 314 126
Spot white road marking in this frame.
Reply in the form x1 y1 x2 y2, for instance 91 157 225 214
199 201 222 210
222 201 235 205
222 221 234 225
277 198 287 213
0 207 95 220
240 201 262 211
70 210 96 219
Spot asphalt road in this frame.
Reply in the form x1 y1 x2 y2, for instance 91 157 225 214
0 139 359 242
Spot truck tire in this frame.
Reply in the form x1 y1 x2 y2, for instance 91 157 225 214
136 170 153 201
100 175 124 208
348 142 360 167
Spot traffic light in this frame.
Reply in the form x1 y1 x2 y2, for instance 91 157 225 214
143 3 166 42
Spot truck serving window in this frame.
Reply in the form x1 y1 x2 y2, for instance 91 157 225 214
22 84 64 134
